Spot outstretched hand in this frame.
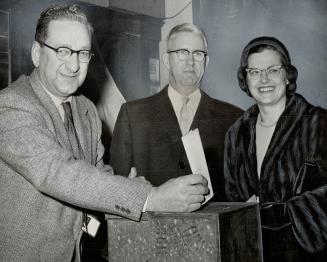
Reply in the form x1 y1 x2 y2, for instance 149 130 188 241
146 174 209 212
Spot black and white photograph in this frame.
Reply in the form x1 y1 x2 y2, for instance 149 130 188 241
0 0 326 261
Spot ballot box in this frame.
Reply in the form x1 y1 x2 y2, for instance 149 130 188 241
105 202 263 262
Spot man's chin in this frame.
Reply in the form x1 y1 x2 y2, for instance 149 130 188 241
180 79 198 87
57 84 79 97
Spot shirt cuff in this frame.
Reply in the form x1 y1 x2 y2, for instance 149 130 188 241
142 195 149 212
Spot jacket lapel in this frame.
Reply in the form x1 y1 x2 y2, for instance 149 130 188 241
261 95 308 180
191 91 211 134
156 86 183 141
29 71 71 151
237 106 260 192
153 87 186 163
72 96 92 163
71 97 92 164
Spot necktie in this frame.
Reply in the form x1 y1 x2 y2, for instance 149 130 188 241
62 102 89 253
62 102 85 160
180 96 192 135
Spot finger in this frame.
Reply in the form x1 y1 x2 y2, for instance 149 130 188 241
128 167 137 179
203 185 210 195
183 174 208 185
186 203 202 212
137 176 152 185
138 176 146 183
185 184 208 195
187 194 205 204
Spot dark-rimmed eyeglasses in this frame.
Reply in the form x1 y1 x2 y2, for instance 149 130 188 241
167 49 207 62
245 65 284 80
38 41 94 63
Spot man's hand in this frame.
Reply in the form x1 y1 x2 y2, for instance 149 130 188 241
128 167 151 185
146 174 209 212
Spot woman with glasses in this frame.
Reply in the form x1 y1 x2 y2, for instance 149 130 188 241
224 36 327 261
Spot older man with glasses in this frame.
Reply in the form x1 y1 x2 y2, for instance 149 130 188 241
110 23 243 202
0 7 211 262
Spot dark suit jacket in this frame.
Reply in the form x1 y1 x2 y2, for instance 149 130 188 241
0 70 151 262
110 86 243 201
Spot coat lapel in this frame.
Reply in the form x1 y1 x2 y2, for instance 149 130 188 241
29 71 71 151
239 106 260 192
71 97 93 164
155 87 183 141
260 95 308 181
152 87 186 163
191 92 212 134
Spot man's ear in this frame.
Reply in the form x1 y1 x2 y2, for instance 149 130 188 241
205 55 210 68
31 41 41 67
162 53 170 70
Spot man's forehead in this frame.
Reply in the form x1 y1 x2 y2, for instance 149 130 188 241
168 31 206 50
46 19 91 45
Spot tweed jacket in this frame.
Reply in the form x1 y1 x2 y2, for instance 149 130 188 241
224 94 327 258
110 86 243 202
0 70 151 262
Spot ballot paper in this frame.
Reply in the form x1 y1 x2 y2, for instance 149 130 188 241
181 128 214 204
247 195 260 203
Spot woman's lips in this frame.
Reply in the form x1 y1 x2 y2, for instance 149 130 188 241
258 86 274 92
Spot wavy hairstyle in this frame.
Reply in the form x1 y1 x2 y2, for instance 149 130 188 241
35 4 93 43
166 23 208 51
237 36 298 97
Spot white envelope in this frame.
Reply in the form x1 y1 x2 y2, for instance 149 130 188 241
182 128 214 204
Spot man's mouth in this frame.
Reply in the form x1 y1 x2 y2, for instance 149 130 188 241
60 74 79 80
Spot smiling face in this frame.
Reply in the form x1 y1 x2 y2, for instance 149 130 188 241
32 20 92 101
163 31 209 96
247 49 288 108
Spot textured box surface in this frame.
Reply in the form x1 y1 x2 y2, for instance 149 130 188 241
106 202 263 262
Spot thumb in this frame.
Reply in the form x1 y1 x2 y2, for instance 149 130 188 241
128 167 137 179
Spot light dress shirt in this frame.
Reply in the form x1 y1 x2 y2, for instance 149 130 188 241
42 87 72 122
167 85 201 128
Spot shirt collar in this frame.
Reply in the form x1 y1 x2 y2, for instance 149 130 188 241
37 76 72 121
42 87 72 108
168 85 201 113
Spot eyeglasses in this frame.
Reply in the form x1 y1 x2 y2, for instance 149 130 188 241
167 49 207 62
245 65 284 80
39 41 94 63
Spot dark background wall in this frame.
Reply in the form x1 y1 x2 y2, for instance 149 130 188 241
0 0 162 103
193 0 327 109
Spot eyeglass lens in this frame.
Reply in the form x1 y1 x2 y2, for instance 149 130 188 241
170 49 206 62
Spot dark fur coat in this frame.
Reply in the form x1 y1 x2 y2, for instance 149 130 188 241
224 93 327 261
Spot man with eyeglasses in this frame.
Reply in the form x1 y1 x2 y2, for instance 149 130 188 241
0 6 209 262
110 23 243 202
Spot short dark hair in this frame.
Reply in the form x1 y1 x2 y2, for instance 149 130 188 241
237 36 298 97
35 4 93 43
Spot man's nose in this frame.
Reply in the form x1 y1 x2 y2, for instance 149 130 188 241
186 53 195 65
65 53 80 73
